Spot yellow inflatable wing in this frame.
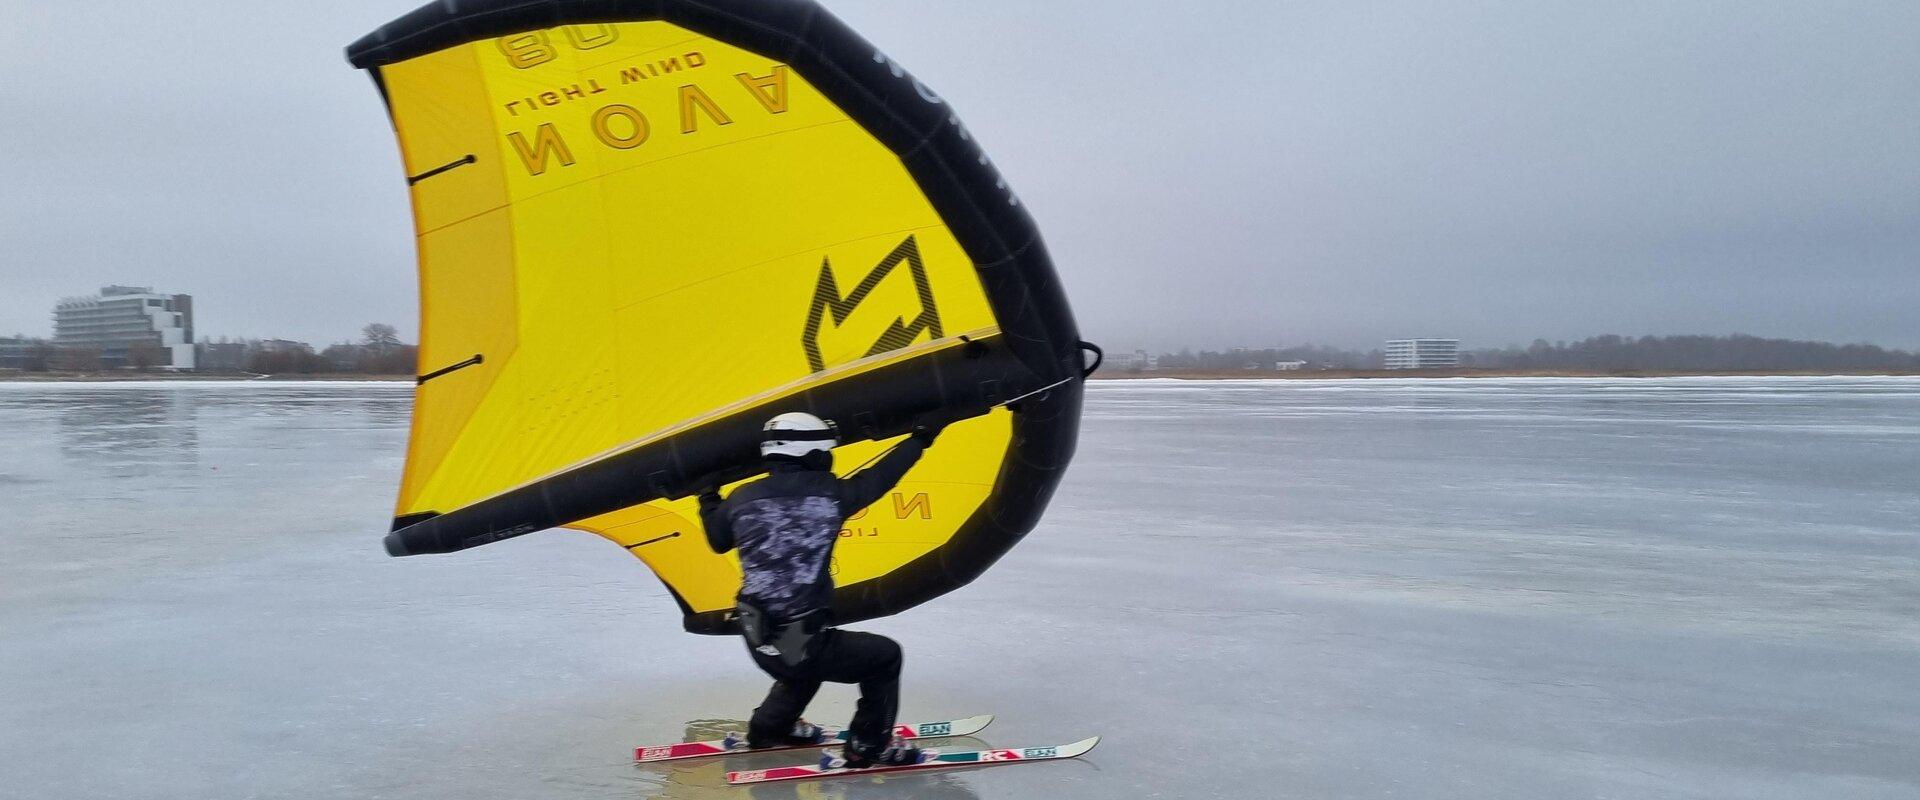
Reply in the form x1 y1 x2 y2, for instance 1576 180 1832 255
347 0 1093 633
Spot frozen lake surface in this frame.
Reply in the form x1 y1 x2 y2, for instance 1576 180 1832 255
2 377 1916 799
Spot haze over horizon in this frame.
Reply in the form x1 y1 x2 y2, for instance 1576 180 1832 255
3 1 1915 351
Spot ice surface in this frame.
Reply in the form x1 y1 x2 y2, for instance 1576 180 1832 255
1 377 1916 799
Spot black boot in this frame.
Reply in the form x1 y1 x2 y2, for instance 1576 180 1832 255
745 719 825 749
841 735 924 769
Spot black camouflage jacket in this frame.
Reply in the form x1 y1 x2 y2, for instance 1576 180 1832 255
699 440 927 620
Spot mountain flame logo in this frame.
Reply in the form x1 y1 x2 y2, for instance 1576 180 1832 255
801 235 944 373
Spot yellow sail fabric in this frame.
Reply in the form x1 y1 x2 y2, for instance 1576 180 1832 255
382 23 1008 616
352 2 1087 633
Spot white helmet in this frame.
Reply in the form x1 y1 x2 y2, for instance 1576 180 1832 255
761 412 839 458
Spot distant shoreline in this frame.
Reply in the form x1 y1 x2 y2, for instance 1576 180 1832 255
5 369 1919 384
0 372 413 383
1093 368 1920 380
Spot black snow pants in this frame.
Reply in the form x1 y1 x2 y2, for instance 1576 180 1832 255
746 628 902 752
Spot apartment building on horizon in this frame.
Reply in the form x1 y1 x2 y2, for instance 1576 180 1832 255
53 286 196 369
1385 338 1460 370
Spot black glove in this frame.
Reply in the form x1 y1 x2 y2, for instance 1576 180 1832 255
689 466 737 501
910 413 947 445
697 485 723 510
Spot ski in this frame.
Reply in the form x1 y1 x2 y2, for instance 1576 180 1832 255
725 736 1100 785
633 714 993 763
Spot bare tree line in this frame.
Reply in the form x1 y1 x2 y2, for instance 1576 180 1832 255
2 323 417 375
1151 334 1920 373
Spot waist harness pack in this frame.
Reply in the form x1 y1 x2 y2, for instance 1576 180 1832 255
735 598 829 667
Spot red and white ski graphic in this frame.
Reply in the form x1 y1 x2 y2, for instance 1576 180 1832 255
633 714 993 763
725 736 1100 784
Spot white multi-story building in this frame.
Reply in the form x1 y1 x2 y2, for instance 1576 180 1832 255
53 286 196 369
1103 349 1160 373
1384 338 1459 370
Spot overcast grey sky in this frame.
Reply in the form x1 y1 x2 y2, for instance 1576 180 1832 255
2 1 1914 351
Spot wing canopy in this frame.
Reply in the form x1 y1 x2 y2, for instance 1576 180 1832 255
349 0 1085 633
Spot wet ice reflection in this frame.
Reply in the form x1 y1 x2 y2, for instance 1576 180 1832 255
1 378 1914 799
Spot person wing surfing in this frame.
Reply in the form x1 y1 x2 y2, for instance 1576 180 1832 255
698 412 944 768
